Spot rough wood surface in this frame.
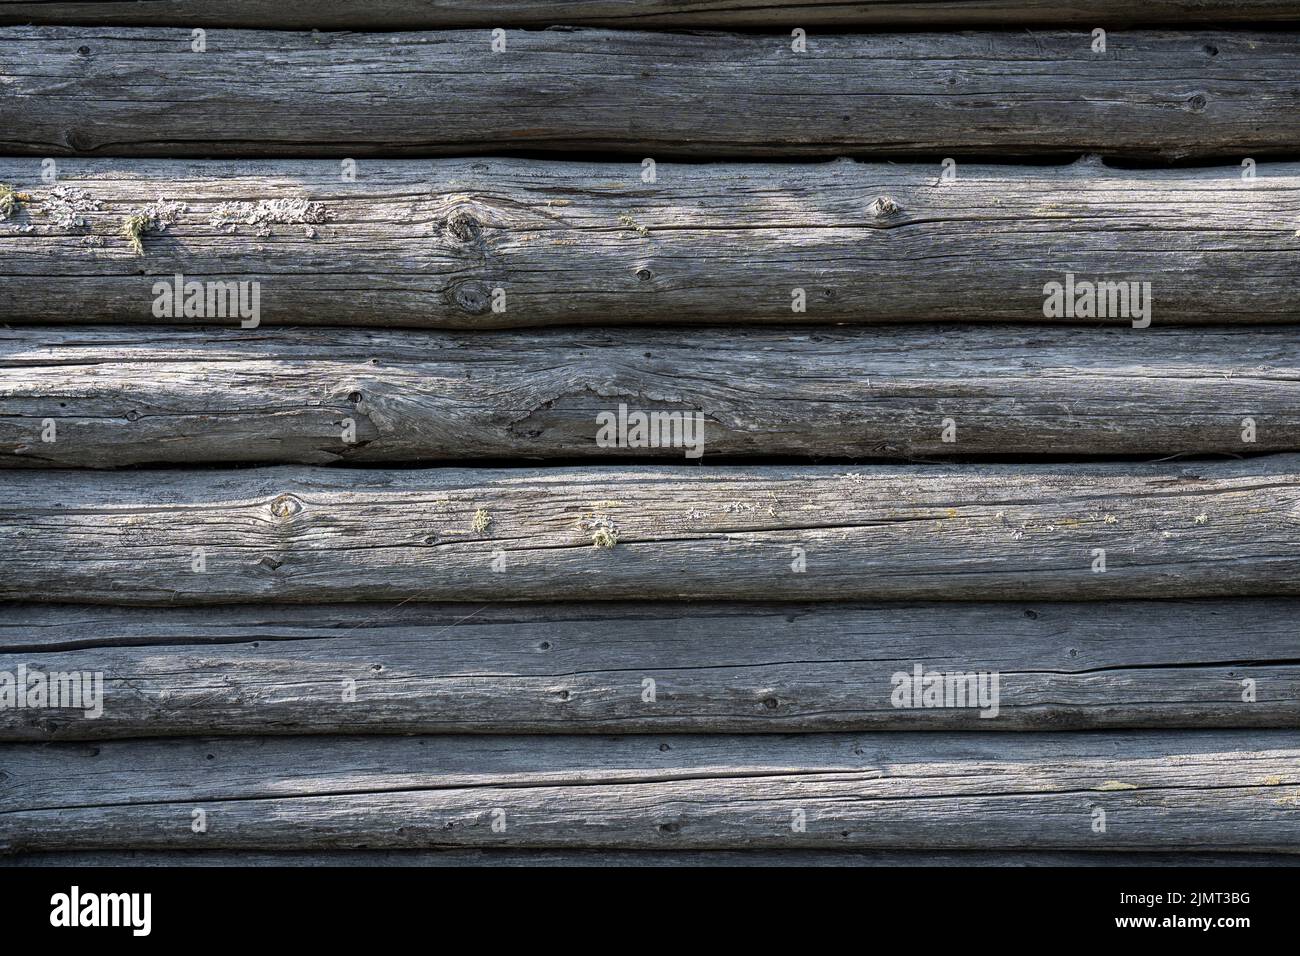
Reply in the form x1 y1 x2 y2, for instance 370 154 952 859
7 849 1297 867
2 600 1296 739
4 1 1298 29
2 28 1296 160
1 158 1297 327
5 325 1300 467
3 731 1296 851
3 457 1300 605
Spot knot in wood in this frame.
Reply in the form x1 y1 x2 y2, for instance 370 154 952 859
446 210 482 243
872 195 902 219
270 494 303 519
452 281 491 315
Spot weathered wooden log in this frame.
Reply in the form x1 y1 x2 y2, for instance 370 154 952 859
3 731 1296 851
3 458 1300 605
1 158 1296 327
7 849 1298 867
4 1 1297 29
2 28 1296 160
2 600 1296 739
4 325 1300 467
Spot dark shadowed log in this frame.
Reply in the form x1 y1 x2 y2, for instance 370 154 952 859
2 28 1297 159
3 457 1300 605
2 731 1297 851
1 158 1296 327
6 849 1297 867
1 599 1296 739
3 1 1297 29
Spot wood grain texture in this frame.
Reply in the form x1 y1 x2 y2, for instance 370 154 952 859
3 731 1297 851
2 158 1297 327
7 849 1298 867
2 28 1296 159
4 1 1298 29
5 325 1300 467
3 457 1300 605
2 599 1296 739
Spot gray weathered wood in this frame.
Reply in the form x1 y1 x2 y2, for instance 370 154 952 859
4 1 1298 29
3 457 1300 605
3 28 1296 159
5 325 1300 466
1 158 1297 327
6 849 1297 867
2 599 1296 739
3 731 1296 851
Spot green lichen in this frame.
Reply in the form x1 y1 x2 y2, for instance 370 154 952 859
578 513 620 549
618 213 649 238
0 183 29 219
119 198 187 254
120 213 152 255
471 508 492 534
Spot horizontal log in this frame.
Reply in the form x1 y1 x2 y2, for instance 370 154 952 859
4 1 1298 29
3 731 1297 851
2 600 1296 739
7 849 1298 867
2 28 1297 159
1 158 1297 327
3 458 1300 605
5 325 1300 466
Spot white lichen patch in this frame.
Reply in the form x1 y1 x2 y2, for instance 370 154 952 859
145 197 186 228
1194 513 1208 525
43 185 103 231
209 198 331 238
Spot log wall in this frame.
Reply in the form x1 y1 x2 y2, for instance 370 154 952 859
3 4 1298 868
